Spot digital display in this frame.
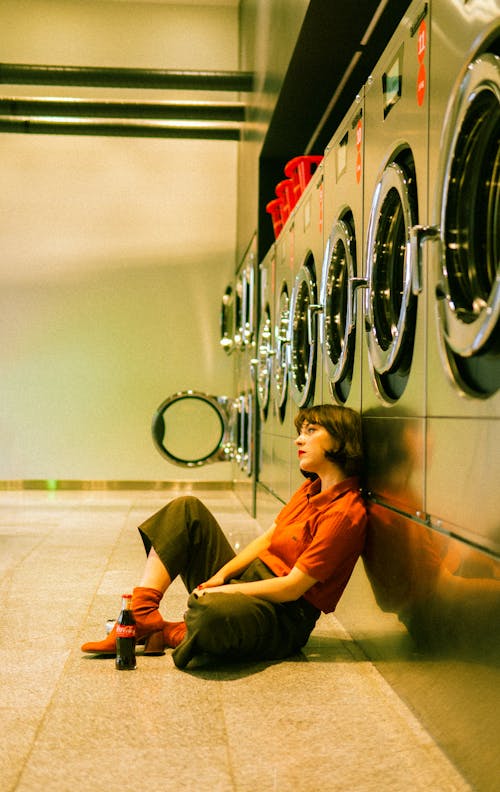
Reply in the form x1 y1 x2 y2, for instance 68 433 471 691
336 132 348 180
382 46 403 118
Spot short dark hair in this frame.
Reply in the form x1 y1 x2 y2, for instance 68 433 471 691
294 404 364 477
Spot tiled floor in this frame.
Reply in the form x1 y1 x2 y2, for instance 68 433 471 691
1 488 471 792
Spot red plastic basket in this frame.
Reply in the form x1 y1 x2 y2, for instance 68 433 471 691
275 179 295 223
266 198 283 239
284 155 323 202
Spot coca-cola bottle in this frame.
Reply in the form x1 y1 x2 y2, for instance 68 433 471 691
115 594 136 670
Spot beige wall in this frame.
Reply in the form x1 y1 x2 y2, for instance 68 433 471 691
0 0 239 481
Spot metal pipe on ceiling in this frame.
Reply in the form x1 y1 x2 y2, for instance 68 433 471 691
0 63 254 92
0 97 246 122
0 117 241 141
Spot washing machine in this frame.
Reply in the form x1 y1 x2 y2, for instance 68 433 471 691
425 0 500 554
288 161 325 493
321 90 365 412
255 243 276 495
263 216 296 505
231 234 258 515
362 0 430 516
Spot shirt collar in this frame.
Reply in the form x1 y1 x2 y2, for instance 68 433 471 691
305 476 361 509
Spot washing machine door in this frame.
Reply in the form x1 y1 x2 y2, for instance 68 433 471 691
273 282 290 420
322 216 358 403
435 53 500 397
365 155 419 402
255 302 273 420
152 391 235 467
290 255 320 407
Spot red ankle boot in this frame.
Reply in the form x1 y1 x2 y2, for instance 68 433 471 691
81 587 167 656
163 621 187 649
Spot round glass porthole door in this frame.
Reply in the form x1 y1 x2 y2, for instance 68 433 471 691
219 284 234 354
321 215 358 404
152 391 235 467
289 255 320 407
255 303 273 420
436 53 500 397
365 153 418 402
274 283 290 421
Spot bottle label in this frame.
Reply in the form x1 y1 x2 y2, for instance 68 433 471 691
116 624 136 639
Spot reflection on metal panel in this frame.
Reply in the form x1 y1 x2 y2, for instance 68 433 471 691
362 412 425 516
363 501 500 658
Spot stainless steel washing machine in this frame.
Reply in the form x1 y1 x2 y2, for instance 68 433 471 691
321 90 364 412
425 0 500 554
264 217 295 505
288 161 325 493
232 234 258 514
362 0 430 516
255 243 276 495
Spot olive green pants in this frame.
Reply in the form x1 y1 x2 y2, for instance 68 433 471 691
138 495 319 668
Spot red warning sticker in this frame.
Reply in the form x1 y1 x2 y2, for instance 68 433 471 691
417 62 426 106
355 118 362 184
416 19 427 106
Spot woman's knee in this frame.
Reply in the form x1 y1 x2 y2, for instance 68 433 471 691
169 494 202 509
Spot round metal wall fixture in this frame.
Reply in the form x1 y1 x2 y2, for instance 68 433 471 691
289 254 320 407
255 302 273 420
219 284 234 354
436 52 500 397
365 154 418 402
273 282 290 421
321 215 358 404
152 391 234 467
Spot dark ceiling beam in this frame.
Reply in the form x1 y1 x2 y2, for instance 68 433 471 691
0 63 254 92
0 118 241 141
260 0 411 159
0 97 245 122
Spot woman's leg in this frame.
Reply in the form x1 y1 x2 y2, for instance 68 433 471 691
137 494 236 593
82 495 235 655
172 560 320 668
138 547 172 592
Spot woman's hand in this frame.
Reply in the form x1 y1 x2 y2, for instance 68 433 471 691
196 571 226 591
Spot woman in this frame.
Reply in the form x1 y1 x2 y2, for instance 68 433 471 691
82 404 367 669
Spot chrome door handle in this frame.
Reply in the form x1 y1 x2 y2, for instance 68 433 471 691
410 225 441 294
307 304 323 343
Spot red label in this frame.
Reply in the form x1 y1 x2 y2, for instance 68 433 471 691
417 62 426 106
417 20 426 63
355 119 362 184
416 19 427 106
116 624 136 639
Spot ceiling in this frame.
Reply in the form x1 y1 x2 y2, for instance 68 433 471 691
0 0 241 283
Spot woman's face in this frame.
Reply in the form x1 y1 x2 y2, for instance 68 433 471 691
294 421 337 476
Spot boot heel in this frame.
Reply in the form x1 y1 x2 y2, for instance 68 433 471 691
143 630 165 656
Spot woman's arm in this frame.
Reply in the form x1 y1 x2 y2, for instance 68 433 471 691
198 523 276 589
196 565 318 604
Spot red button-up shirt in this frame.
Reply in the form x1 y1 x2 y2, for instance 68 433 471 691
259 476 367 613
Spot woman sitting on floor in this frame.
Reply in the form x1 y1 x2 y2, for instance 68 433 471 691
82 404 367 669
